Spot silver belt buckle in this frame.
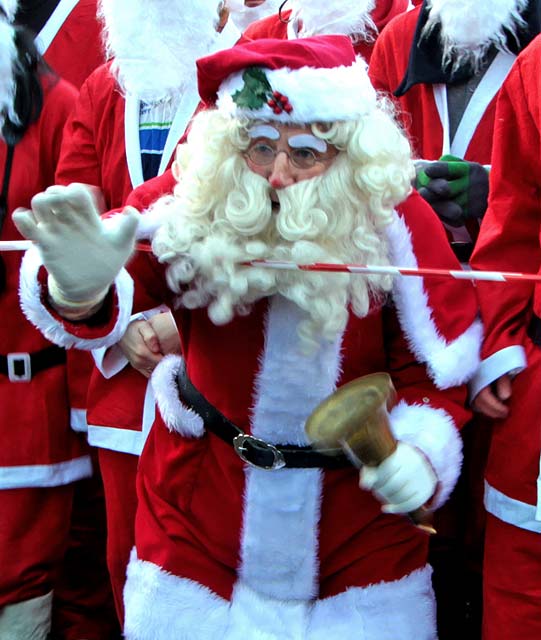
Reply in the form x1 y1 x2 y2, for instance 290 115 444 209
7 352 32 382
233 434 286 471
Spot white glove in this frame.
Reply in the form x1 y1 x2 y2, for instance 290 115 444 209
359 442 437 515
13 183 139 307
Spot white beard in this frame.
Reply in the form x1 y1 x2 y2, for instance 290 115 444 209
98 0 223 102
290 0 376 39
1 0 18 20
227 0 283 32
0 19 18 135
425 0 528 72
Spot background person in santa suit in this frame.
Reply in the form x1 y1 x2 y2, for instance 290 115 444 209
0 3 94 639
14 35 483 639
369 2 541 637
227 0 283 32
241 0 409 62
15 0 104 89
469 33 541 640
369 0 540 261
11 4 119 639
53 0 240 626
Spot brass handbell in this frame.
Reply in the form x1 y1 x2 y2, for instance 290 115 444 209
305 373 436 534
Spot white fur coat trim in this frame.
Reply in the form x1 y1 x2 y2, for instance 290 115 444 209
151 354 204 437
385 212 482 389
389 400 462 510
19 245 133 350
239 296 342 600
124 549 436 639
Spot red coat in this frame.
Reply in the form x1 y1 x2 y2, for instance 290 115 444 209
0 76 91 487
470 35 541 532
22 191 482 637
242 0 409 62
39 0 104 90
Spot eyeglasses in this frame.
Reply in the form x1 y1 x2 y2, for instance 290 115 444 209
245 142 337 170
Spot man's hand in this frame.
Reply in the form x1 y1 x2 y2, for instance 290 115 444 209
118 319 164 378
471 374 513 419
12 183 139 308
359 442 437 514
119 312 180 378
415 155 489 226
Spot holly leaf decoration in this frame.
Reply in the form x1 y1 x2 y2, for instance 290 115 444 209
232 67 273 110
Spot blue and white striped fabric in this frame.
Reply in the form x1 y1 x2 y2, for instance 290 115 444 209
139 97 177 180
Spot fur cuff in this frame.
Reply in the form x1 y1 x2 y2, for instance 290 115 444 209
151 355 205 437
389 400 462 509
19 246 134 350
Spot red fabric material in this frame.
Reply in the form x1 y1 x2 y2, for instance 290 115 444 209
0 78 89 469
197 35 356 107
471 36 541 358
483 514 541 640
98 449 139 626
368 6 496 165
371 0 410 32
51 471 121 639
55 63 137 210
42 0 105 90
0 485 73 606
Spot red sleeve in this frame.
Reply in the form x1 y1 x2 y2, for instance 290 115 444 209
37 76 78 187
471 38 541 358
55 69 104 188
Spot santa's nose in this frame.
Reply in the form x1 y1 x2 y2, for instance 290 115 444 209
268 151 295 189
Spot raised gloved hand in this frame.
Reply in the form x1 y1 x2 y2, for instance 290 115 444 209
415 154 489 226
359 442 437 515
13 183 139 310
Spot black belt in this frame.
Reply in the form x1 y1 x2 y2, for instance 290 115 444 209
177 366 351 470
527 313 541 347
0 345 66 381
450 241 475 263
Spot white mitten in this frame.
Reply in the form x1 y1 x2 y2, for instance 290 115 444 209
359 442 437 514
13 183 139 308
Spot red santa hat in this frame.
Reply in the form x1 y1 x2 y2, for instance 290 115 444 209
196 35 377 123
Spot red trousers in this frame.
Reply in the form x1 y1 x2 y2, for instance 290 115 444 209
51 469 121 639
483 513 541 639
0 485 73 606
99 447 139 626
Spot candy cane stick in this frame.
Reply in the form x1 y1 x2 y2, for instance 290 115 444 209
2 241 540 284
241 259 541 284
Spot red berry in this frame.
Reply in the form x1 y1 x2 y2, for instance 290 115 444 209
284 104 293 113
267 99 277 108
273 90 282 99
273 107 282 114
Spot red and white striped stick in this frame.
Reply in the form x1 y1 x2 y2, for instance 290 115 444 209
240 259 541 284
2 240 540 284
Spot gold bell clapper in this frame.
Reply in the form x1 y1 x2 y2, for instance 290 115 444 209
305 372 436 535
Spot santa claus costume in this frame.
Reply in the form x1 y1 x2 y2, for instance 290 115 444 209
241 0 409 62
54 0 240 623
369 0 540 253
15 36 483 639
469 33 541 640
0 4 92 638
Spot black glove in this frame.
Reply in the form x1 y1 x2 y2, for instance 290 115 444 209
415 155 489 226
